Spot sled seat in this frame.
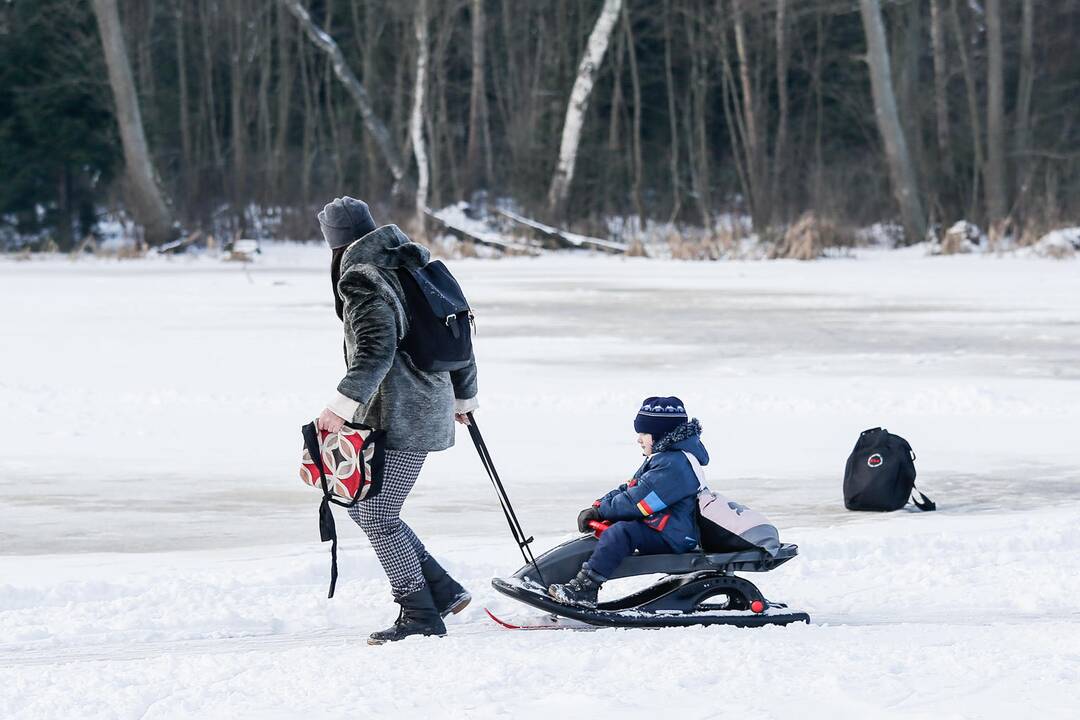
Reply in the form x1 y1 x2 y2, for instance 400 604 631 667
512 536 799 585
610 542 799 579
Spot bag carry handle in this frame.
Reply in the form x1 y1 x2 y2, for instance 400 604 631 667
911 487 936 512
302 422 341 598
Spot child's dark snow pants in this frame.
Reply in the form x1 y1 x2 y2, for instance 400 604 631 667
586 520 671 579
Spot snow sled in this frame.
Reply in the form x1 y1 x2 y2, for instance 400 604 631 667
491 535 810 629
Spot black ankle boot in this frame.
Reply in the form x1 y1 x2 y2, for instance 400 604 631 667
421 556 471 618
547 564 605 608
368 586 447 645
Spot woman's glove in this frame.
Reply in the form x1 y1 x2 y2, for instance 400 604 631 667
576 507 601 533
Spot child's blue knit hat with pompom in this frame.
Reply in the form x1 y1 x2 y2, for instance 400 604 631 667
633 396 688 441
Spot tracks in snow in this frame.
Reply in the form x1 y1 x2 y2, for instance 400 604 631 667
3 613 1078 667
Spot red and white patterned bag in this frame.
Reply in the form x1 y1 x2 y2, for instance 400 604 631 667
300 423 386 503
300 421 386 598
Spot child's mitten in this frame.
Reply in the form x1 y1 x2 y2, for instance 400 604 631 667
577 507 601 533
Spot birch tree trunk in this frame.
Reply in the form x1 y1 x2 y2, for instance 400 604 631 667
175 0 192 200
898 1 925 202
1014 0 1035 159
199 0 223 174
1013 0 1035 226
719 31 750 232
298 25 315 207
663 0 681 224
985 0 1007 230
771 0 789 224
431 13 457 204
255 9 273 204
622 6 644 228
688 10 711 230
813 11 825 204
360 0 380 194
732 0 768 230
606 27 624 152
466 0 492 192
229 6 247 230
281 0 406 185
858 0 926 244
273 1 295 198
91 0 176 246
321 0 345 192
930 0 952 176
1014 0 1035 160
546 0 623 218
951 0 983 219
410 0 430 229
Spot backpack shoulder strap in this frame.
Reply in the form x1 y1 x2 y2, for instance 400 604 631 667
681 451 707 490
890 432 930 509
911 486 936 511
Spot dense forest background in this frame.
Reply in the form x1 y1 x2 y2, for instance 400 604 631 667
1 0 1077 251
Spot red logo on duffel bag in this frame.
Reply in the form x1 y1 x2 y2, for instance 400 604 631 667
867 453 884 468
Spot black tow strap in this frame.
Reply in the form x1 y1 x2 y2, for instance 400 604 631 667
466 413 545 586
303 422 340 598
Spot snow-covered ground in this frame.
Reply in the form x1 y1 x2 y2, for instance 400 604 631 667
1 246 1078 719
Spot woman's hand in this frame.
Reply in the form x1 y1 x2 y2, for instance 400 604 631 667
317 407 346 433
454 412 472 426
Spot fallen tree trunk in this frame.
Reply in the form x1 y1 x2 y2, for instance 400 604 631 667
425 207 540 255
496 209 627 254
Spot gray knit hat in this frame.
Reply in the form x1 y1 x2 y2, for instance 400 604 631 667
318 196 377 249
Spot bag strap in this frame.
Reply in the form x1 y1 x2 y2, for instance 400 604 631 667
891 433 930 510
911 486 936 512
302 422 340 598
892 433 916 461
682 451 707 490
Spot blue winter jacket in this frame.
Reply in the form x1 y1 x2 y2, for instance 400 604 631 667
596 420 708 552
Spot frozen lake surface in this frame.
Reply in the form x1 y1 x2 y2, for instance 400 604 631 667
1 246 1078 718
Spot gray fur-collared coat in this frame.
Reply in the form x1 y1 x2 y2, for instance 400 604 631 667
327 224 478 452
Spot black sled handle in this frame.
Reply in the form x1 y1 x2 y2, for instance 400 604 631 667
466 413 545 586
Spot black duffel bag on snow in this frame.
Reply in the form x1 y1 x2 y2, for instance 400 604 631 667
843 427 936 512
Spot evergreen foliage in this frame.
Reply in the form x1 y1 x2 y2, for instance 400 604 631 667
1 0 1077 246
0 0 118 248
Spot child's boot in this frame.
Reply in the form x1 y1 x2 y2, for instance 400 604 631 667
547 563 606 608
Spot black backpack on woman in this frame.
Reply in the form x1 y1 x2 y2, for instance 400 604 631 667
843 427 936 512
395 261 474 372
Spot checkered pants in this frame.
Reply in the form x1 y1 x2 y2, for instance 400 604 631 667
347 450 430 598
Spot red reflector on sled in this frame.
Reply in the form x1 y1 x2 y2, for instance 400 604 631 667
750 600 765 614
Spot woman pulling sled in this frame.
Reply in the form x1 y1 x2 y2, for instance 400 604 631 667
316 196 478 645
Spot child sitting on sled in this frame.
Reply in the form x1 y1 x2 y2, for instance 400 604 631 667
548 396 707 607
